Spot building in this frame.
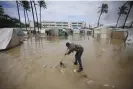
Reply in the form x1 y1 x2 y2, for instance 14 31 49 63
41 21 86 29
29 21 86 34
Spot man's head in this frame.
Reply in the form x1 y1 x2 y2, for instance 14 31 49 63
66 42 70 47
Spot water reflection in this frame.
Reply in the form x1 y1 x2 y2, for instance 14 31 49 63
0 34 133 89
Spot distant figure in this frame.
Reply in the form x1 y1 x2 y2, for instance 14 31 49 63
49 31 51 36
64 32 68 36
70 30 73 36
65 42 84 72
45 31 48 36
79 30 82 35
64 32 68 39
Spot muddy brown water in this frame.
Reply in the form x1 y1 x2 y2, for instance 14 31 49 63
0 35 133 89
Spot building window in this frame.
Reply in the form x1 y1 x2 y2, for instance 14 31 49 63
56 22 62 24
78 23 82 24
57 25 62 26
72 23 77 24
78 25 82 26
50 25 55 26
63 22 68 24
63 25 68 26
72 25 78 26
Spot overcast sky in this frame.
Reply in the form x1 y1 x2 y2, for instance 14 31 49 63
0 1 133 27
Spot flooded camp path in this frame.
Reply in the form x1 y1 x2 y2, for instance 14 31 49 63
0 35 133 89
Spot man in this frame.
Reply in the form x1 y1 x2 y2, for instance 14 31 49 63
65 42 84 72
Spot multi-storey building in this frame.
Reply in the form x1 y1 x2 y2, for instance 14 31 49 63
41 21 86 29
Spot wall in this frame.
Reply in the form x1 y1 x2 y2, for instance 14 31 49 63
111 31 125 40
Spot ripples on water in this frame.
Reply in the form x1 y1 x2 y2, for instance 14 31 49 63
0 35 133 89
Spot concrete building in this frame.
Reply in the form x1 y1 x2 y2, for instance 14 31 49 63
29 21 86 34
41 21 86 29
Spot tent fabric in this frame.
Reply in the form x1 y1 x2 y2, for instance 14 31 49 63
14 28 25 36
126 28 133 43
0 28 25 50
0 28 13 50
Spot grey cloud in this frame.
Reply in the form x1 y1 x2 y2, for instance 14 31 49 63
1 1 133 26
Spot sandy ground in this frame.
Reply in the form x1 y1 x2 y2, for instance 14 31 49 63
0 35 133 89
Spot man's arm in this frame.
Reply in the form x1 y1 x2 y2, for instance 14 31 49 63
65 48 75 55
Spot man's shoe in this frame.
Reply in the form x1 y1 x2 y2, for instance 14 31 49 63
73 62 77 65
77 68 83 72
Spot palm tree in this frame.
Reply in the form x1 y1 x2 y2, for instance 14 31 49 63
97 3 108 27
38 0 47 29
116 5 128 27
3 14 11 20
22 1 31 32
33 1 39 33
21 1 28 31
16 0 21 28
11 17 20 27
30 0 36 33
0 5 4 16
123 1 133 28
130 21 133 28
0 5 22 28
26 10 31 32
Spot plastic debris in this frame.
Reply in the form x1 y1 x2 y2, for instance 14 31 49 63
87 80 93 84
104 84 110 87
102 49 105 51
73 69 77 72
111 85 115 88
42 65 47 68
51 66 56 68
60 69 65 73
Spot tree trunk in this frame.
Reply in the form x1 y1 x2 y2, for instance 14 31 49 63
30 1 36 33
97 12 102 27
116 14 121 27
130 21 133 28
33 1 39 33
123 5 132 29
24 9 27 31
124 31 128 42
26 10 31 33
16 1 21 28
40 6 41 29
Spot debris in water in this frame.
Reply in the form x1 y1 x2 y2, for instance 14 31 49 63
9 65 12 67
102 49 105 51
104 84 110 87
51 66 56 68
111 85 115 88
82 74 88 78
42 65 47 68
60 69 65 73
87 80 93 84
73 69 77 72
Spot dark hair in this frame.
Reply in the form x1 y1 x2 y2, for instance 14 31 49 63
66 42 70 47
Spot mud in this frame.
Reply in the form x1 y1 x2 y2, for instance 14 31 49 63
0 35 133 89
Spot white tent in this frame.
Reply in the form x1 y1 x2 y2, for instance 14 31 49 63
94 27 112 38
126 28 133 43
0 28 25 50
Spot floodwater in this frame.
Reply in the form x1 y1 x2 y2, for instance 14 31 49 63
0 34 133 89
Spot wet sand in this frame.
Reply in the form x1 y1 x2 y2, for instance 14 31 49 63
0 35 133 89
